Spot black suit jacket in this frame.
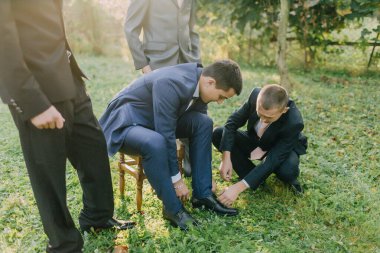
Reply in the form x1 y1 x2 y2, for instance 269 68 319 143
219 88 307 188
0 0 85 121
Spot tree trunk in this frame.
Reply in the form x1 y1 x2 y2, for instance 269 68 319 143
248 28 253 64
89 0 103 55
277 0 291 90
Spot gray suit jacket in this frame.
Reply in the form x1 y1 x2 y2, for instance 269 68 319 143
125 0 201 70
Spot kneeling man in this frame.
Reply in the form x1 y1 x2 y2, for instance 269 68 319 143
213 84 307 207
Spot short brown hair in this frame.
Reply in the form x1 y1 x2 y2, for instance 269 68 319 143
259 84 289 110
202 59 242 95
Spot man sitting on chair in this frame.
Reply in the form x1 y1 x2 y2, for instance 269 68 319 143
99 60 242 230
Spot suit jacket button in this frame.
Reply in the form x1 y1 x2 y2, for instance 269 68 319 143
66 50 72 63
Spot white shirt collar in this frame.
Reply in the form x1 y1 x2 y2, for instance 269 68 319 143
192 83 200 99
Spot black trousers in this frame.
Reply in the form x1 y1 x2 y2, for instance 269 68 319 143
9 80 114 253
212 127 300 188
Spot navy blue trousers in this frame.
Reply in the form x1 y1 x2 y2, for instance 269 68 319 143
212 127 300 188
120 111 213 215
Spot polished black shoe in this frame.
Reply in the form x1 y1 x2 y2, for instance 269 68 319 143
163 208 199 231
289 180 304 195
191 195 238 216
80 218 136 233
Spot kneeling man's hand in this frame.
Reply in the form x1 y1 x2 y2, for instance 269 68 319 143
219 160 233 182
218 182 248 207
173 179 189 202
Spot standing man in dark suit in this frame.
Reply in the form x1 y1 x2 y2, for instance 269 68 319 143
0 1 135 252
125 0 201 74
212 84 307 206
100 60 242 230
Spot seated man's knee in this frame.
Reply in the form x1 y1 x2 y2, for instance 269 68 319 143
141 134 166 155
196 114 213 131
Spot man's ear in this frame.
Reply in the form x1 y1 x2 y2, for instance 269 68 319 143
208 77 216 86
282 107 289 114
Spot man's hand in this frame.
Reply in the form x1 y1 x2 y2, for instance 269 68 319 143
173 178 189 202
142 65 152 74
250 147 267 160
31 106 65 129
219 161 233 181
219 151 233 181
218 181 248 207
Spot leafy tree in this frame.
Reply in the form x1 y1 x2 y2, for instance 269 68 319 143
199 0 380 67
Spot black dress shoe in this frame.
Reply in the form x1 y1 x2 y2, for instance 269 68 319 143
192 195 238 216
289 180 303 195
163 208 199 231
81 218 136 233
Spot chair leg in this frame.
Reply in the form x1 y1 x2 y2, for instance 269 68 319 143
118 153 126 198
136 159 144 212
119 169 125 198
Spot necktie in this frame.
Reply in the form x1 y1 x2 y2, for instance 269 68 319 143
250 120 270 160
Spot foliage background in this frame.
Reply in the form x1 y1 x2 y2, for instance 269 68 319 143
62 0 380 72
1 55 379 252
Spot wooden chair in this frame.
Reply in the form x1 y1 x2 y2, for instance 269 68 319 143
118 140 185 212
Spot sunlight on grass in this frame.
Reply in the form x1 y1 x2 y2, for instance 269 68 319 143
0 56 379 252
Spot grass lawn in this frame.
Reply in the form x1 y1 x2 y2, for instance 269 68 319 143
0 56 379 253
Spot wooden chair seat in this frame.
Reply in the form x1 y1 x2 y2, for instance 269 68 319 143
118 140 185 212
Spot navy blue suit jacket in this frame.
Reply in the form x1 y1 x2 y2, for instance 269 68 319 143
100 63 206 176
219 88 307 188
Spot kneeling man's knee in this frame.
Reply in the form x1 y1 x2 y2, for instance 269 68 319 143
212 126 224 149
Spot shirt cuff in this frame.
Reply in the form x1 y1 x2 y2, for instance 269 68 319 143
241 179 250 188
171 172 182 183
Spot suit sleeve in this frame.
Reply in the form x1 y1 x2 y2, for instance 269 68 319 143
244 122 304 190
189 0 201 62
152 78 181 177
0 0 51 121
219 98 252 152
124 0 149 70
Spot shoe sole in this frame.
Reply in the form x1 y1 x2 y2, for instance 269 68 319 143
192 203 238 216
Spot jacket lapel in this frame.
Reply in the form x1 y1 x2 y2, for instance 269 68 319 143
260 119 280 141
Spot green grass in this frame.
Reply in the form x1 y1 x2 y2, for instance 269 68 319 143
0 56 379 252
